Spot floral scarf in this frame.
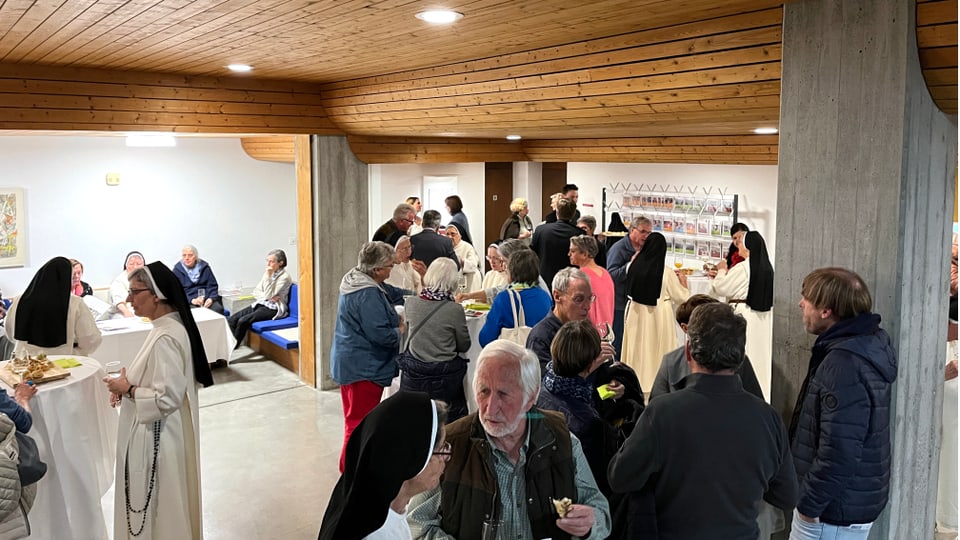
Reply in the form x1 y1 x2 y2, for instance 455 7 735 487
542 361 595 405
420 286 454 302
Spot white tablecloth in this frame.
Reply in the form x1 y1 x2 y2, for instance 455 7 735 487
94 307 236 369
464 313 486 413
687 275 714 297
0 356 118 540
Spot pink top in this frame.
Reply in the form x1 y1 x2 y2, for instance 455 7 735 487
583 265 615 330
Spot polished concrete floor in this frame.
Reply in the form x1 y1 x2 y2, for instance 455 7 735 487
103 346 345 540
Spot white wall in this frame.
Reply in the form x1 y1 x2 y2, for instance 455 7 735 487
0 136 297 295
371 162 487 249
567 162 779 257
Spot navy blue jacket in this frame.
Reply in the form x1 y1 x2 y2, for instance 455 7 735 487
173 260 220 301
789 313 897 525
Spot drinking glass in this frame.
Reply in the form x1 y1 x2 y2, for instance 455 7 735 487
105 362 122 378
673 256 683 269
458 274 467 293
596 322 615 344
196 288 206 304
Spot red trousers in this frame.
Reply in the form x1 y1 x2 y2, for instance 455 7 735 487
339 380 384 472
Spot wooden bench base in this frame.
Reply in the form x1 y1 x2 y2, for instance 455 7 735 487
248 333 300 375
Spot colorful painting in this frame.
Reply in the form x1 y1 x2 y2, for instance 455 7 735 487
0 189 25 267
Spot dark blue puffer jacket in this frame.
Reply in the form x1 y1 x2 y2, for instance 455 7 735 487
788 313 897 525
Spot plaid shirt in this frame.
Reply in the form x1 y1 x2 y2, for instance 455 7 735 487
407 430 611 539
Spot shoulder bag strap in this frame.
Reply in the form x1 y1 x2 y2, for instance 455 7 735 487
404 301 447 352
509 289 526 328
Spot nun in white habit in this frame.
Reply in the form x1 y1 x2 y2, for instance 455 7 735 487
103 261 214 540
319 391 449 540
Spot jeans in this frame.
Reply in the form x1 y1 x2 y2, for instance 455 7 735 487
789 510 873 540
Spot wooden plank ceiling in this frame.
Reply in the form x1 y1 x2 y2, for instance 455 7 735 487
918 0 958 115
0 0 954 165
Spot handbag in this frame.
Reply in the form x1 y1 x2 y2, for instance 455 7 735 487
498 289 531 346
15 432 45 486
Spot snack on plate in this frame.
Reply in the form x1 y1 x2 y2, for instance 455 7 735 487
551 497 573 518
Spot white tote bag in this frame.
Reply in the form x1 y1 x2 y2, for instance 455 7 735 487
498 289 531 345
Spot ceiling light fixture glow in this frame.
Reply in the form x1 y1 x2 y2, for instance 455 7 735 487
227 64 253 73
506 135 522 141
126 133 177 147
753 127 778 134
415 10 464 24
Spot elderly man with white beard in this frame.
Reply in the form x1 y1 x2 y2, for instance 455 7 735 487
407 340 612 540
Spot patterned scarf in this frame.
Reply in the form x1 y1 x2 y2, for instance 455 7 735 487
542 361 595 405
420 286 454 302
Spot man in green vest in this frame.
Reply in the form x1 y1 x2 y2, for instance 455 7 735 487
408 339 612 540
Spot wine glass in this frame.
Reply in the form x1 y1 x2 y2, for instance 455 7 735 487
596 322 615 344
673 256 683 270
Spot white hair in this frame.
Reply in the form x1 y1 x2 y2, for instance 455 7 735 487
473 340 541 402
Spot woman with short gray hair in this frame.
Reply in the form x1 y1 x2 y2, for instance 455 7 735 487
227 248 293 346
400 258 471 421
173 244 225 314
331 241 410 471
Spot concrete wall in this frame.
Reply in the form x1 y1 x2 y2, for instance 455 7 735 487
313 136 369 389
776 0 957 536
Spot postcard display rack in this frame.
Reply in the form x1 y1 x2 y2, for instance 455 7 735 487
602 184 739 265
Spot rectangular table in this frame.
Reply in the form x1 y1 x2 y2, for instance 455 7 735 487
94 307 236 369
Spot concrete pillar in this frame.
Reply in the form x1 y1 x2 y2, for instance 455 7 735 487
311 136 369 389
773 0 957 537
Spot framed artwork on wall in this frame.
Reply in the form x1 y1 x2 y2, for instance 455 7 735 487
0 188 26 268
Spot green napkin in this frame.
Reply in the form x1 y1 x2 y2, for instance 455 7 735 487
53 358 82 369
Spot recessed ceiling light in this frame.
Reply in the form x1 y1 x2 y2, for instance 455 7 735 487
753 127 778 134
227 64 253 73
506 135 522 141
126 133 176 147
415 10 464 24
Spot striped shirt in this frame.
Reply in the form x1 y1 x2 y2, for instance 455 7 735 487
407 430 611 539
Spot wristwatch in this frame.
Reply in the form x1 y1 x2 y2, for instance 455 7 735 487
126 385 137 399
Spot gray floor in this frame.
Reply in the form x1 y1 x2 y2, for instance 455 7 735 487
105 346 345 540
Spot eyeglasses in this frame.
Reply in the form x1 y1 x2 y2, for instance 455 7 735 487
399 217 414 225
432 441 452 462
127 288 152 297
486 256 505 263
569 294 596 305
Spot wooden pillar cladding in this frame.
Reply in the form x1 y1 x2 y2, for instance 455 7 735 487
320 8 783 140
295 135 316 388
0 63 341 134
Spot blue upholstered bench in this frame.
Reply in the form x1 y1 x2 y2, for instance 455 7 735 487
249 326 299 373
261 327 299 350
250 283 298 333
